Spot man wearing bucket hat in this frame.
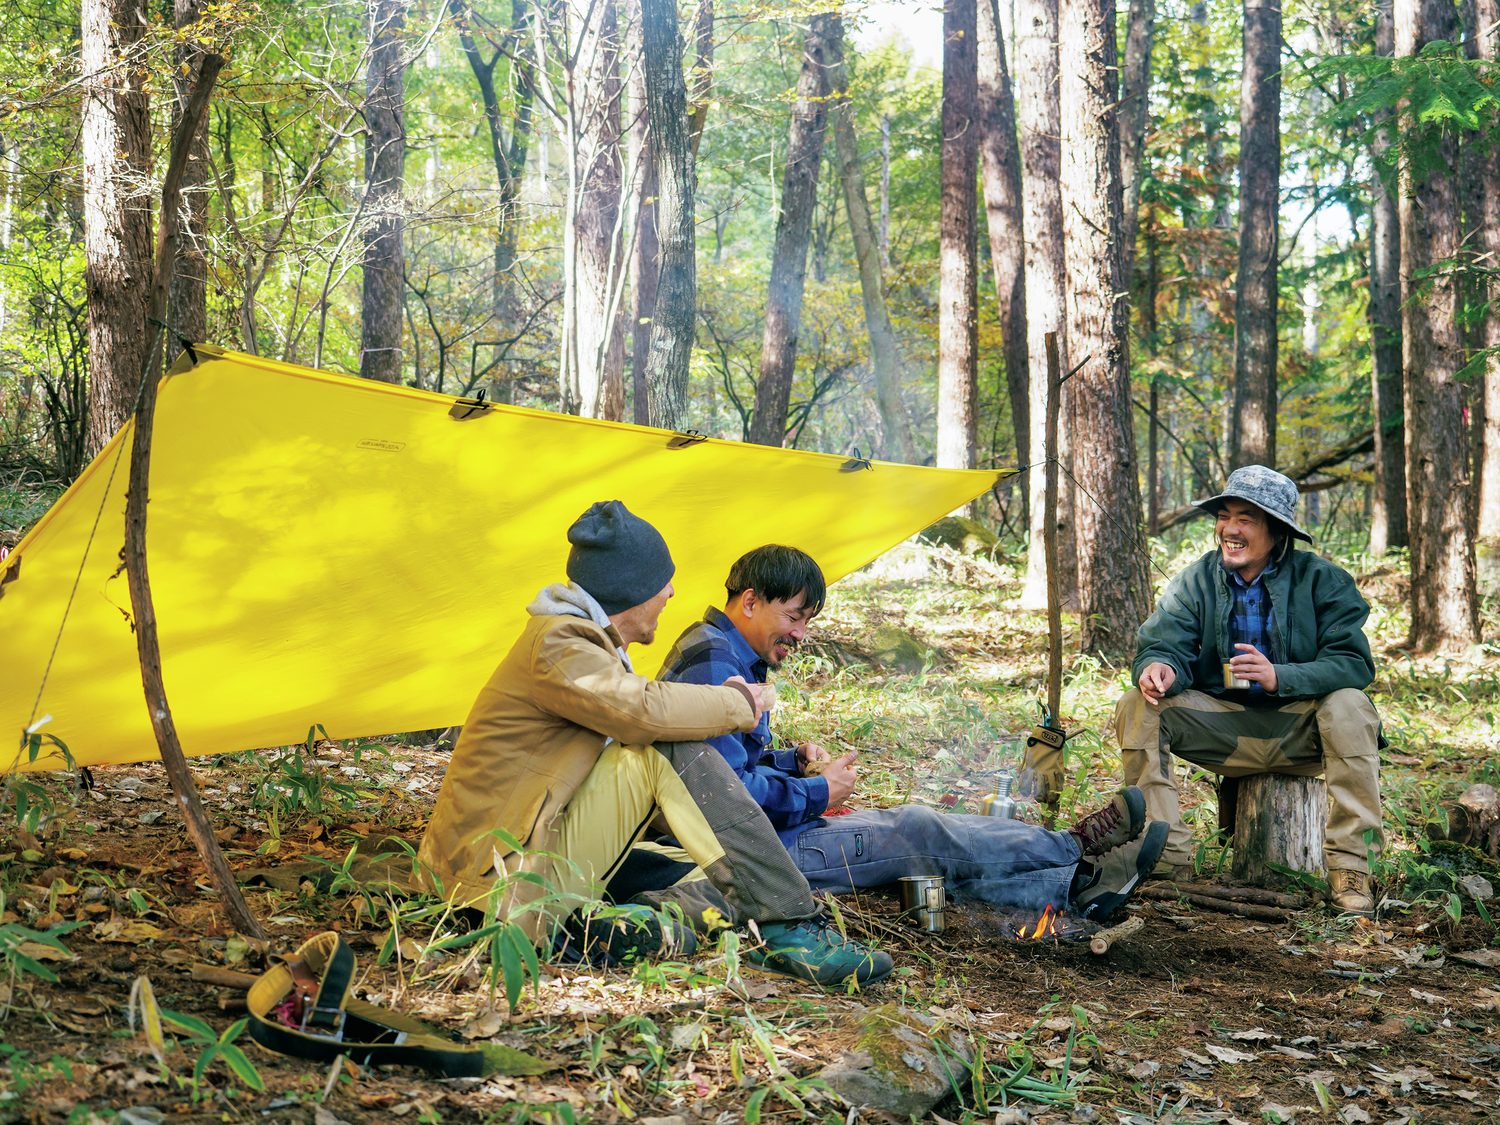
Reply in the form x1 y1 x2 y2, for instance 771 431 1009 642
419 500 893 987
1113 466 1383 914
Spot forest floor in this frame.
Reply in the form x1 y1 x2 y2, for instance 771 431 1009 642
1 534 1498 1124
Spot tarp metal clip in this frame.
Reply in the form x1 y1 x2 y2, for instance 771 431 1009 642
448 391 493 421
841 448 874 473
667 430 707 449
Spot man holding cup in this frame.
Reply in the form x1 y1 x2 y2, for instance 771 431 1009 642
1114 466 1383 914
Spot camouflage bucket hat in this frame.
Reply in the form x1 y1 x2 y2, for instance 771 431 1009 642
1194 465 1313 543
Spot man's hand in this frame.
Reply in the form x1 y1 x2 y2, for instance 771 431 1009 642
820 751 858 810
1138 662 1176 705
1230 644 1278 693
796 741 830 774
725 675 777 724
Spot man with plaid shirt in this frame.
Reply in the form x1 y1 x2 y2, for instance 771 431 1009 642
1114 466 1384 915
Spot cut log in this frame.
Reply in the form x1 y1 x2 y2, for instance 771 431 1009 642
1231 774 1326 888
1427 783 1500 857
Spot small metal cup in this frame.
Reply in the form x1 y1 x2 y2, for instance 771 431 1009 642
899 875 946 933
1221 661 1252 690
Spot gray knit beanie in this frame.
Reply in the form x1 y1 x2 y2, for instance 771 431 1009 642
566 500 676 615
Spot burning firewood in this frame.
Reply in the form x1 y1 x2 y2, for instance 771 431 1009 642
1088 914 1144 955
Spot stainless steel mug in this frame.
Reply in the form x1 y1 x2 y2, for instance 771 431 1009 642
899 874 946 933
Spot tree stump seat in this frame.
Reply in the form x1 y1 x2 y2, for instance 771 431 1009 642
1230 773 1327 888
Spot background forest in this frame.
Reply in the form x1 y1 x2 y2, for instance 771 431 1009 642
1 0 1496 663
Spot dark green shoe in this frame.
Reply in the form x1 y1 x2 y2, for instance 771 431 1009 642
1072 820 1169 921
746 917 894 987
561 904 699 966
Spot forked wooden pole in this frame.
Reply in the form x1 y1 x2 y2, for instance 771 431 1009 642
1043 332 1063 721
121 53 265 942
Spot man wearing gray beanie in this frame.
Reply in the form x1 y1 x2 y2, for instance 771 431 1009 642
420 500 892 987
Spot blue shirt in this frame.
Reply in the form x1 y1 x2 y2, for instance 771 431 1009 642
1226 560 1277 697
659 608 829 844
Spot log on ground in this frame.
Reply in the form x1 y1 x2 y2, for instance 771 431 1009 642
1231 774 1327 888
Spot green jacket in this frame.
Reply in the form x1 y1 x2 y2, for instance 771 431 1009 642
1132 548 1374 701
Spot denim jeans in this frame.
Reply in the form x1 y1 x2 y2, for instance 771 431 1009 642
791 804 1082 913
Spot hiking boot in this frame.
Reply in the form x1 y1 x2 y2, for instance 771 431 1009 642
560 904 699 966
1329 870 1374 916
1072 820 1169 921
1068 787 1147 857
746 916 894 987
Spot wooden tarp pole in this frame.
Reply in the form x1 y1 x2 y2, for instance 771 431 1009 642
121 53 265 942
1043 331 1062 721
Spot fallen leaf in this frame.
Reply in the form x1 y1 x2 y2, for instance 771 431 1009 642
1452 948 1500 969
1205 1044 1259 1065
1271 1045 1317 1060
1127 1059 1160 1080
1407 988 1444 1005
461 1009 506 1040
16 941 77 965
95 919 169 943
1228 1028 1276 1041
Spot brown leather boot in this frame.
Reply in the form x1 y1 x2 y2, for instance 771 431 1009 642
1329 870 1374 916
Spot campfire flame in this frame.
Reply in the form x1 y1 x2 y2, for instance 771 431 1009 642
1017 904 1061 940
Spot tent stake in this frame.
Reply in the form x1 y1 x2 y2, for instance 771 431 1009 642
121 53 265 943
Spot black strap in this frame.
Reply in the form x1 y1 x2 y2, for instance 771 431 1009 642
246 932 489 1078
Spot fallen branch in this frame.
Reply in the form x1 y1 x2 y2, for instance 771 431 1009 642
1089 914 1144 954
189 963 259 990
1142 882 1311 910
1170 891 1292 923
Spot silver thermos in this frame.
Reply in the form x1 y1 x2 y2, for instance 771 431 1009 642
981 767 1017 819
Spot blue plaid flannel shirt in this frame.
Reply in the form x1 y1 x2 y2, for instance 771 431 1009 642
1226 560 1277 697
658 607 829 844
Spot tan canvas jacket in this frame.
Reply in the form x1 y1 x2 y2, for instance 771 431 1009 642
418 611 757 919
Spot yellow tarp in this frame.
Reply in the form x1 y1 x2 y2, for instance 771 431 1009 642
1 345 1007 772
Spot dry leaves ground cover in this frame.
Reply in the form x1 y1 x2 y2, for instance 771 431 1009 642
1 537 1498 1124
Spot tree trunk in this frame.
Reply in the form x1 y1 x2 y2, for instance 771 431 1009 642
167 0 210 361
1230 0 1280 468
1118 0 1154 294
1017 0 1073 607
360 0 407 384
1368 0 1407 556
686 0 714 160
749 16 831 447
1231 775 1328 887
82 0 153 456
627 0 658 425
1059 0 1149 658
826 16 917 464
566 0 626 419
1475 0 1500 587
977 0 1029 492
1395 0 1479 652
451 0 533 355
640 0 695 429
938 0 979 473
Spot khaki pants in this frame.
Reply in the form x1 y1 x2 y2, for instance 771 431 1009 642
1115 687 1383 874
544 740 820 939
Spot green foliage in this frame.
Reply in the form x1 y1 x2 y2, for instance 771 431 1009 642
157 1009 266 1099
0 893 83 1001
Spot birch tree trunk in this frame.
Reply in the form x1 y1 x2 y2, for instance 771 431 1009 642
1368 0 1407 556
1474 0 1500 587
627 0 658 425
1230 0 1280 468
1059 0 1149 657
749 15 831 447
83 0 153 455
167 0 209 360
360 0 407 385
1017 0 1073 606
1394 0 1479 651
826 16 916 463
640 0 695 428
567 0 626 419
1118 0 1154 294
938 0 979 473
977 0 1029 490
